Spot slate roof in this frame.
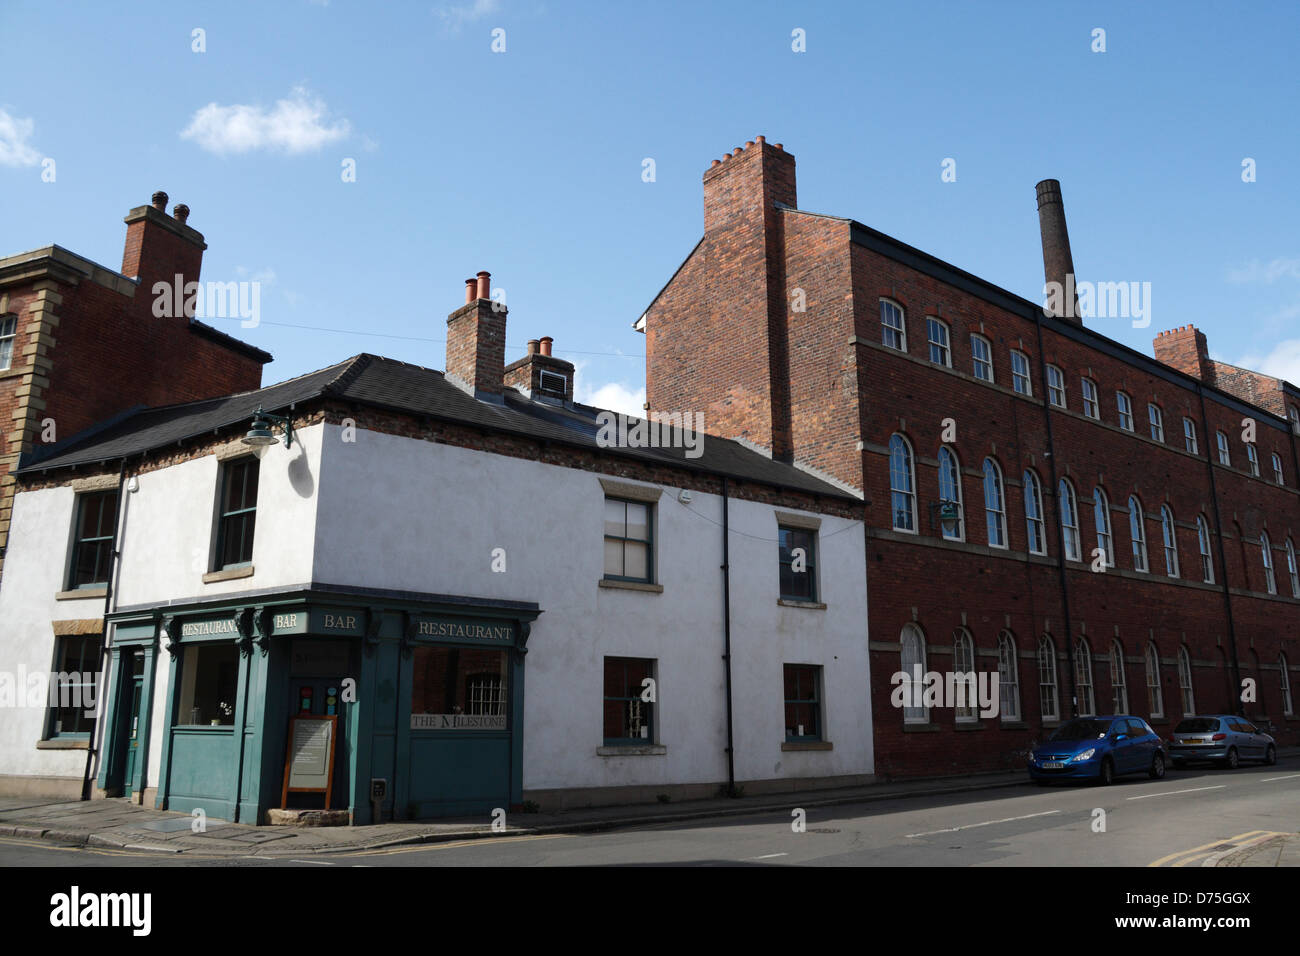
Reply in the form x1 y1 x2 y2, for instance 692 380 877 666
18 354 859 501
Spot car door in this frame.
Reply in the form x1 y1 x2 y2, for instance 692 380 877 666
1109 719 1135 773
1127 718 1154 769
1237 720 1263 759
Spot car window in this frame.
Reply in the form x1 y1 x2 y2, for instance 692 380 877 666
1240 722 1257 734
1174 717 1218 733
1127 719 1148 736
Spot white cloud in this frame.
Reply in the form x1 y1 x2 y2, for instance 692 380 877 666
1235 335 1300 385
0 107 41 167
1227 258 1300 284
180 87 350 155
576 379 646 417
435 0 500 30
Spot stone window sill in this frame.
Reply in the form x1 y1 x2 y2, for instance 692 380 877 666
37 738 89 750
999 720 1029 730
597 745 667 756
778 599 827 610
954 720 985 731
781 740 832 751
902 722 941 733
598 578 664 594
203 565 254 584
55 587 107 601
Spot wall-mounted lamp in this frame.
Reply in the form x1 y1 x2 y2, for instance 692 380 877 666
241 406 295 454
928 500 960 537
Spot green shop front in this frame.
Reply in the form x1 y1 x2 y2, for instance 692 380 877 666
100 587 540 824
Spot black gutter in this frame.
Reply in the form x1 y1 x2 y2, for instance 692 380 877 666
1197 385 1244 716
1032 316 1079 718
720 477 736 794
81 458 127 801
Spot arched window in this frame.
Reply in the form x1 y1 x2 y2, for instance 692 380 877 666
1116 391 1134 431
0 314 17 372
983 458 1006 548
1286 538 1300 598
1059 479 1080 561
998 631 1020 721
889 435 916 532
1272 452 1284 485
953 629 977 722
1076 638 1095 716
1249 649 1264 712
1110 640 1129 713
1197 515 1214 583
1023 470 1046 555
1246 443 1260 477
927 317 951 366
1160 505 1179 578
1261 531 1277 594
1216 431 1231 465
900 624 927 724
1148 403 1164 442
1093 488 1114 567
1145 642 1163 718
881 299 906 351
1178 646 1195 716
1129 496 1148 572
937 446 964 541
1038 635 1059 721
1281 653 1294 716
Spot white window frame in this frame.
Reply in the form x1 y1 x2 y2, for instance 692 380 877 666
1059 478 1081 561
901 624 928 724
1080 377 1099 419
1110 640 1129 713
1038 635 1059 721
1116 391 1134 431
881 299 906 352
1145 642 1163 719
927 317 951 367
1216 431 1230 466
1287 538 1300 598
1129 496 1148 572
1047 365 1066 408
1148 403 1164 442
1183 417 1198 454
1261 531 1277 594
1093 487 1114 567
953 629 978 722
1011 351 1032 396
1281 652 1294 716
983 458 1007 549
1197 515 1214 584
1160 505 1179 578
889 434 917 533
1075 638 1095 716
937 445 964 541
971 334 993 382
1246 443 1260 477
0 314 16 372
1023 469 1046 556
1272 452 1284 486
998 631 1021 721
1177 647 1195 716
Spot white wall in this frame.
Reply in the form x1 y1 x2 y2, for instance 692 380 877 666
314 424 872 790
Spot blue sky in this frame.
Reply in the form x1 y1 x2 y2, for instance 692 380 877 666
2 0 1297 413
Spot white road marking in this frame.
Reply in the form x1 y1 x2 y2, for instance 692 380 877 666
288 859 335 865
1127 785 1225 801
749 852 788 860
1261 774 1300 782
906 810 1060 838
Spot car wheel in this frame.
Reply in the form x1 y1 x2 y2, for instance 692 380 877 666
1098 757 1115 786
1149 752 1165 779
1264 745 1276 766
1224 747 1239 770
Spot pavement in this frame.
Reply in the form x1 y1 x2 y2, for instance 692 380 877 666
1 760 1295 863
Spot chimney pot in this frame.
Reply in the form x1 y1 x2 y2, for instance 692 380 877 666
711 159 721 167
527 339 540 355
151 191 169 211
732 147 743 157
172 204 190 225
755 135 765 144
465 278 477 304
774 143 783 151
476 270 491 300
539 336 553 357
744 141 755 148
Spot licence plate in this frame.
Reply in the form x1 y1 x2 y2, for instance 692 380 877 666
1180 738 1200 744
1042 761 1065 769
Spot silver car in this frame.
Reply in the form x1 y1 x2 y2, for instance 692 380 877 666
1167 715 1277 769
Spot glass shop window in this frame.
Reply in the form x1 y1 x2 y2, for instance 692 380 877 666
410 646 510 729
177 643 240 726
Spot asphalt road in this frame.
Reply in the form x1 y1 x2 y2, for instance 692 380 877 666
2 761 1296 867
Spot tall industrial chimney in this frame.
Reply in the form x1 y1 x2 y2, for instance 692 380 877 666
1035 179 1080 325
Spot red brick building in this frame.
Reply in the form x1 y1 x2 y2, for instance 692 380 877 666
640 137 1300 777
0 192 270 578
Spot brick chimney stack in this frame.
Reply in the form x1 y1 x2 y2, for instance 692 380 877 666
1154 325 1215 384
703 135 797 234
121 190 207 296
446 270 506 397
504 334 575 402
1035 179 1081 325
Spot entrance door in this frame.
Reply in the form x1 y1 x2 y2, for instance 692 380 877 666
122 652 145 797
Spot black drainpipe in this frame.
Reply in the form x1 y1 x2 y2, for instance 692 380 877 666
1196 384 1244 715
1032 317 1079 718
720 476 736 794
82 458 127 801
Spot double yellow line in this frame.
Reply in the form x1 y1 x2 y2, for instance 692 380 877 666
1148 830 1286 867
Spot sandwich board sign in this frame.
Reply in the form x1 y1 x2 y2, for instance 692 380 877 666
281 715 338 809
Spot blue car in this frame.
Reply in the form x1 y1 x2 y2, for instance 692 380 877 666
1028 715 1167 785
